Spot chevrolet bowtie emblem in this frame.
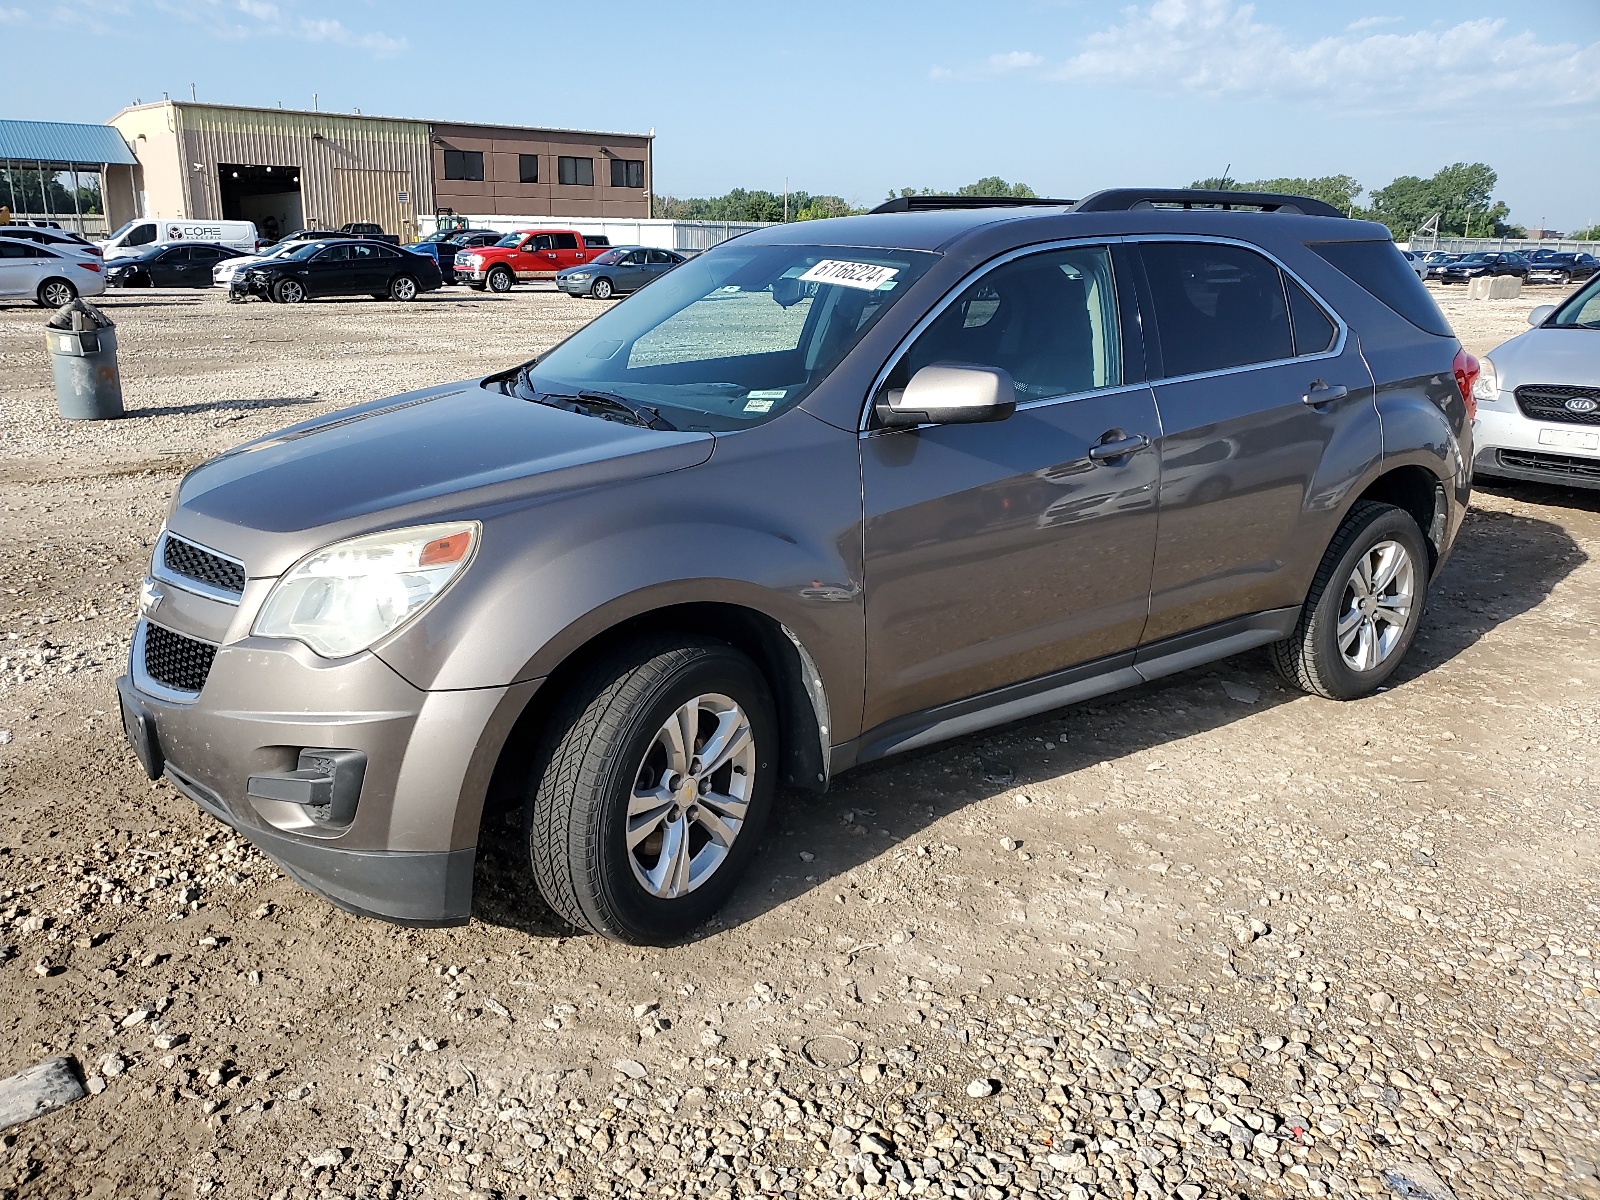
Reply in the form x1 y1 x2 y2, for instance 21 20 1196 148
138 578 163 615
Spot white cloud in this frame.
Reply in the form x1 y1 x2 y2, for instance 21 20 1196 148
938 0 1600 118
930 48 1045 83
0 7 28 22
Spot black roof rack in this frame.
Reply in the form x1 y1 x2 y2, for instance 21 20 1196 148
1072 188 1345 218
869 195 1076 214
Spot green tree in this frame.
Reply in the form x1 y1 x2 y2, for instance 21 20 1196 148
1566 224 1599 241
887 177 1039 200
653 188 859 221
1188 174 1363 214
1366 163 1513 239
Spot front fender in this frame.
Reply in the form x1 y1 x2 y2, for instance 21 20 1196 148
373 409 868 740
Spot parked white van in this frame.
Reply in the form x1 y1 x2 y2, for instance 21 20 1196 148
101 218 259 259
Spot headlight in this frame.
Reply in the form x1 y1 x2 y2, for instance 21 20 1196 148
1472 357 1498 403
253 522 479 658
568 272 590 280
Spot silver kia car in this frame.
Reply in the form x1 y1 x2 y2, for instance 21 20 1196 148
1473 274 1600 489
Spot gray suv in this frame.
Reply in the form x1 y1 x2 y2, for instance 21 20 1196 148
118 189 1474 943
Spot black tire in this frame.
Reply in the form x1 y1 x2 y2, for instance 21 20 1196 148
36 278 77 308
1269 501 1429 700
590 277 614 300
389 273 418 301
524 637 778 944
487 266 514 294
468 282 485 292
273 278 306 304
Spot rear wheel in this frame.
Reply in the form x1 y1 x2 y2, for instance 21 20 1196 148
389 274 418 301
524 637 777 944
590 277 614 300
273 278 306 304
487 266 514 293
37 278 77 308
1269 501 1429 700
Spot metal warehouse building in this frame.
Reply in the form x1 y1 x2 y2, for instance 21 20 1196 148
107 101 653 243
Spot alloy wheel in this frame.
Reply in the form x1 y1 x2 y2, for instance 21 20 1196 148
489 269 512 293
592 278 613 300
1337 539 1415 672
625 693 754 899
41 281 74 307
392 275 417 300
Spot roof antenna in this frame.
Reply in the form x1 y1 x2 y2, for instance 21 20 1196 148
189 83 197 101
313 92 319 111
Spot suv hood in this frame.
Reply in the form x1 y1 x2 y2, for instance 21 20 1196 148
168 380 714 577
1489 327 1600 389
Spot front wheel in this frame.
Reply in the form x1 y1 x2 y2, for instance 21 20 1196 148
273 278 306 304
1269 501 1429 700
524 638 777 944
389 273 418 301
487 266 514 294
37 278 77 308
590 277 614 300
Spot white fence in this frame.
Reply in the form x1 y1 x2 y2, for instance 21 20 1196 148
1400 237 1598 256
416 215 770 253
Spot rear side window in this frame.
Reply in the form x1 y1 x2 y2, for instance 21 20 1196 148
1140 243 1292 377
1308 240 1452 338
1286 276 1337 355
551 233 579 250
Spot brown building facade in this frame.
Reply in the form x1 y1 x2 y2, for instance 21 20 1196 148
430 122 652 220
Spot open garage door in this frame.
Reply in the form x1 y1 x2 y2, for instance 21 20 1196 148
334 168 416 242
218 163 303 242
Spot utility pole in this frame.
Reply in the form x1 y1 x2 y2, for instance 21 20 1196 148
189 83 197 101
783 177 789 223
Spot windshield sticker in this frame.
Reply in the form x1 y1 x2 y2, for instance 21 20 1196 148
743 398 777 413
746 389 786 400
799 260 901 291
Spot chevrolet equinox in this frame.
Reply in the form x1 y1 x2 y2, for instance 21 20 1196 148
118 189 1475 943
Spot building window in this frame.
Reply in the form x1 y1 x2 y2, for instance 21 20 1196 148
609 158 645 189
518 154 539 184
558 156 594 187
443 149 484 181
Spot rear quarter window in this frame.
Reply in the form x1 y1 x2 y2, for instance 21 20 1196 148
1309 240 1452 338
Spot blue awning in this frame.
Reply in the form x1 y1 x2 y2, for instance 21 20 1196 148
0 120 137 167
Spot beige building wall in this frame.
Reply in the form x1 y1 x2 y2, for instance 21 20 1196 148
108 103 190 219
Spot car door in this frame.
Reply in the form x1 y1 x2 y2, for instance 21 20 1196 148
614 250 649 291
553 232 585 272
0 240 41 297
519 233 556 279
860 242 1161 729
150 246 188 286
307 244 354 294
1133 238 1378 643
184 246 225 286
645 249 680 286
348 242 387 291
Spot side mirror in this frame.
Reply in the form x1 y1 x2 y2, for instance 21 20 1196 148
875 362 1017 429
1528 304 1557 327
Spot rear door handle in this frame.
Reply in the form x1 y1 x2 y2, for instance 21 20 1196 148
1303 381 1349 407
1088 432 1152 462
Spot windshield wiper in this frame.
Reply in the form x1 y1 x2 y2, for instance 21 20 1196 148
503 366 674 430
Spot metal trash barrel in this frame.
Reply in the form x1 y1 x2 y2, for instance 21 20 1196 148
45 299 124 420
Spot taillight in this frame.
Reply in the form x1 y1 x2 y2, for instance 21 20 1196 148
1452 348 1479 421
78 261 101 272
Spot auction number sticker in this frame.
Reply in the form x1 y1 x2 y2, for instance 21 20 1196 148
799 260 900 291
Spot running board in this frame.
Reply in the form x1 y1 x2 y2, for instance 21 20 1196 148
840 607 1299 769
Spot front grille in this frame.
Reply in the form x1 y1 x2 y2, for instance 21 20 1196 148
1497 450 1600 482
143 623 218 694
163 534 245 595
1515 384 1600 427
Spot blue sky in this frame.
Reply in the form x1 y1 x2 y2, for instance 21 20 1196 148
3 0 1597 230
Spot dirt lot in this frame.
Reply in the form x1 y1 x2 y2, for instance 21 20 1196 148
0 280 1596 1200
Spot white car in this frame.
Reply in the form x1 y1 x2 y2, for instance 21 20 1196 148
1472 275 1600 490
213 240 298 287
1399 250 1428 280
0 234 107 306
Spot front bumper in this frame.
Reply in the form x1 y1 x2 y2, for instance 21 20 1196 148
454 265 487 282
116 619 536 925
1473 403 1600 490
555 277 592 294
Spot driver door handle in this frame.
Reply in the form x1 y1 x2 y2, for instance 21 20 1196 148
1088 432 1151 462
1303 380 1349 407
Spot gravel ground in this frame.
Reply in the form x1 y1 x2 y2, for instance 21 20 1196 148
1 280 1597 1200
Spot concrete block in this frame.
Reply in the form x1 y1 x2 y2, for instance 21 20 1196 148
0 1057 86 1130
1468 276 1492 299
1490 276 1522 299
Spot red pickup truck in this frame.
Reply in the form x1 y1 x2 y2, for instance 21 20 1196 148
453 229 610 292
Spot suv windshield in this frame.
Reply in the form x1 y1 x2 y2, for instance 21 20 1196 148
513 243 939 431
1548 275 1600 328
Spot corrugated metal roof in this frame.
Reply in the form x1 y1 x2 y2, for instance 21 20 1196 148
0 120 137 166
